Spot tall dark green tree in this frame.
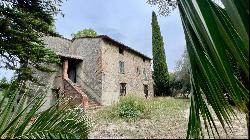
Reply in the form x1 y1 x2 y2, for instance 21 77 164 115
0 0 62 85
151 11 170 96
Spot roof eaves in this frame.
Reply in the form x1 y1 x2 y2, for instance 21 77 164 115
71 35 152 60
101 36 152 60
56 52 84 60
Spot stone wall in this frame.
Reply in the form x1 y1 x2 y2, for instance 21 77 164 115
42 36 71 55
34 36 70 112
63 79 83 108
101 40 154 105
27 63 63 113
70 38 103 103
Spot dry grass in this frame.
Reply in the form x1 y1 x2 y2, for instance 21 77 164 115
86 97 248 139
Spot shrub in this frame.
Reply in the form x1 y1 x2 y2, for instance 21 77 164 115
112 93 150 121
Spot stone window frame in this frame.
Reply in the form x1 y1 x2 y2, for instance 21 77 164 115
119 61 125 74
120 83 127 96
143 68 147 80
143 84 149 98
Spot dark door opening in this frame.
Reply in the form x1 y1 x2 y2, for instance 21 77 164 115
144 84 148 98
120 83 127 96
67 59 77 83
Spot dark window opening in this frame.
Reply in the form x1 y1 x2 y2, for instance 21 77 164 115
120 83 127 96
143 58 146 62
136 66 140 75
144 84 148 98
119 47 124 54
67 59 77 83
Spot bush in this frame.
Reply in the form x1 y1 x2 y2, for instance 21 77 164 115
111 93 150 121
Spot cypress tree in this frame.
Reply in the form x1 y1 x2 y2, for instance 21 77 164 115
151 11 170 96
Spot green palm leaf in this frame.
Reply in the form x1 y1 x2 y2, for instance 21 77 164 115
0 86 90 139
177 0 249 138
221 0 249 49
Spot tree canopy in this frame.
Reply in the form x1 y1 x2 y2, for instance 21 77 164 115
71 28 97 38
0 0 63 83
170 49 191 97
147 0 177 16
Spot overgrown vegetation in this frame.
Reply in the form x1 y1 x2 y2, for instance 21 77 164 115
89 97 247 139
95 94 190 122
89 97 191 138
0 86 91 139
96 93 151 121
170 49 191 97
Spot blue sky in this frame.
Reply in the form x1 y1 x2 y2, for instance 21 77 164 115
0 0 186 80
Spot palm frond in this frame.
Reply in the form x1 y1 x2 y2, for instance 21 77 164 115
177 0 249 138
0 86 90 139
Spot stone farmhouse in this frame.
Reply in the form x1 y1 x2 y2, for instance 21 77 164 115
38 35 153 110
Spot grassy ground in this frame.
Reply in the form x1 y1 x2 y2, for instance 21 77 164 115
86 97 248 139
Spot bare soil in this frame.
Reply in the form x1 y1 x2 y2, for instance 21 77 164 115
86 97 248 139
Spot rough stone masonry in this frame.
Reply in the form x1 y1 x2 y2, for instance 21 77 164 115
33 35 154 111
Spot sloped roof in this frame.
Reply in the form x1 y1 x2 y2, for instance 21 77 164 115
43 35 152 60
72 35 152 60
56 52 84 60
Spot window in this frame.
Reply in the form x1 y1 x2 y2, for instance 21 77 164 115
143 68 147 80
119 47 124 54
120 83 127 96
143 58 146 62
136 66 140 75
144 84 149 98
119 61 125 74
